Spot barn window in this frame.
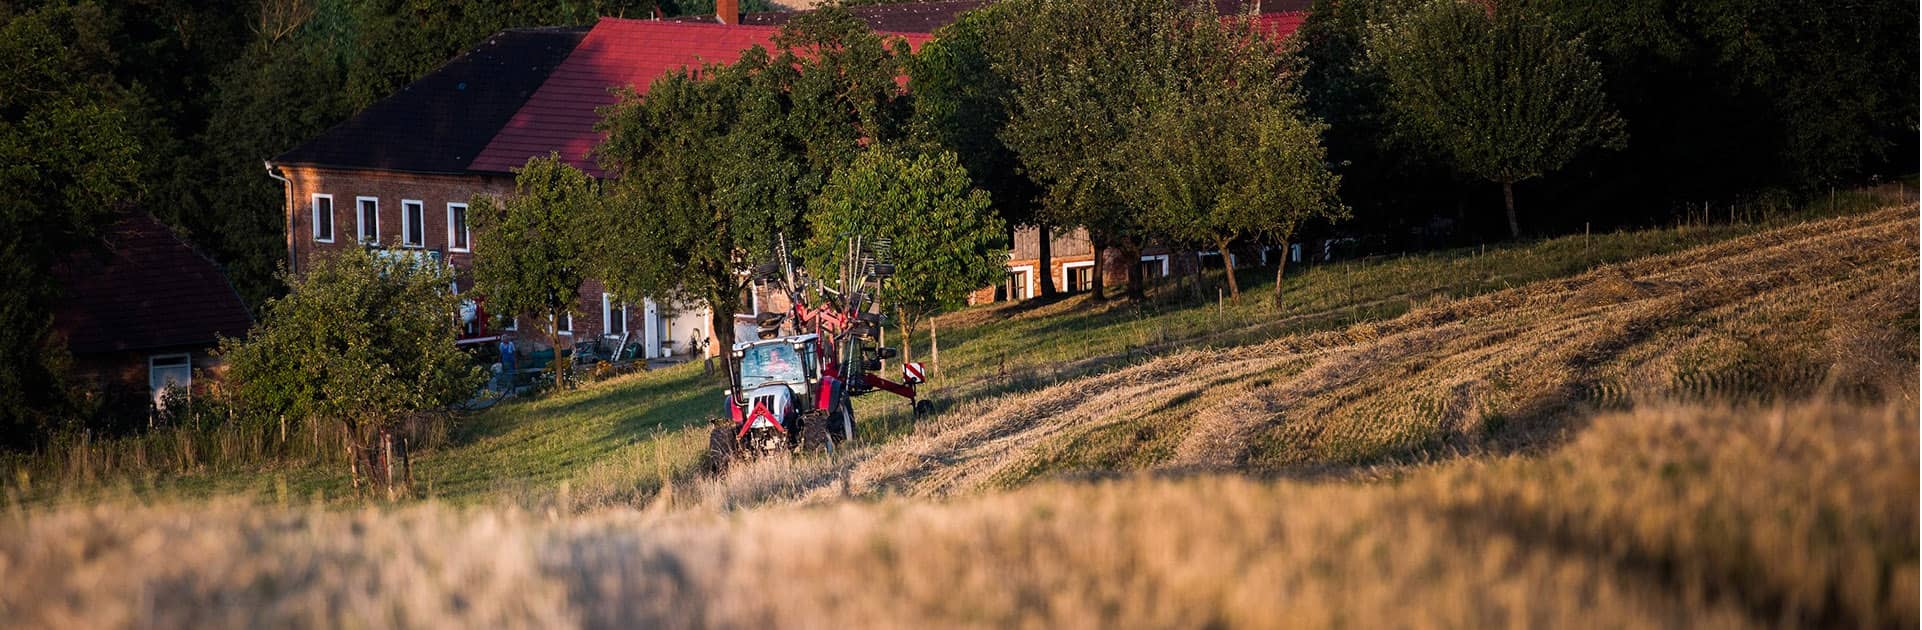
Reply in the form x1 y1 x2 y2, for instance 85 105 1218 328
447 202 470 252
1062 261 1096 293
603 293 628 337
356 196 379 244
402 199 425 248
149 354 192 409
311 194 334 242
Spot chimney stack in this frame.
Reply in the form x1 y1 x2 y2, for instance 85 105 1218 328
717 0 739 24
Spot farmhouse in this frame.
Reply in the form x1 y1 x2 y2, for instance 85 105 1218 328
268 0 1310 354
52 214 254 418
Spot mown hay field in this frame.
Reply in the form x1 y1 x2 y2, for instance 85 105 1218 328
3 400 1911 629
1 198 1915 628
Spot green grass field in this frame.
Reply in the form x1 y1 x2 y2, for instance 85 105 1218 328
6 185 1904 509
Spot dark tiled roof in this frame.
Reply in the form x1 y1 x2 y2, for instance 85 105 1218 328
53 215 253 354
273 27 589 173
471 19 934 176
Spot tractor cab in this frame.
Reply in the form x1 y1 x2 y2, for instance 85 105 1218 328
731 334 826 408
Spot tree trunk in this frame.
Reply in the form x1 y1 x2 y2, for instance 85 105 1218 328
1502 181 1520 239
709 301 736 386
548 314 566 392
1036 223 1058 297
1124 242 1146 302
1089 238 1107 301
1272 238 1290 308
1189 249 1205 302
1216 236 1240 298
897 311 914 364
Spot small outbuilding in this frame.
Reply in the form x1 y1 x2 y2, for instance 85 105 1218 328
52 213 253 417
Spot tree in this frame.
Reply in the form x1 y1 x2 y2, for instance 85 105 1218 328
1367 0 1626 238
1121 31 1344 302
802 147 1006 364
0 3 144 444
907 3 1053 297
594 9 914 357
219 247 481 490
469 154 597 391
988 0 1198 301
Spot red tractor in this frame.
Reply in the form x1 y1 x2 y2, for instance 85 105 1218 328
707 237 930 471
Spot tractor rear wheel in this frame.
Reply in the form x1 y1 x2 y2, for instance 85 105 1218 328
829 401 855 444
914 399 933 417
706 424 739 474
799 411 836 454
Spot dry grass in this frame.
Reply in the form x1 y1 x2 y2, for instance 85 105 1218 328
2 399 1910 629
0 197 1913 628
805 205 1916 499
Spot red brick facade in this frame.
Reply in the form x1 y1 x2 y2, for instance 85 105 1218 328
276 165 704 355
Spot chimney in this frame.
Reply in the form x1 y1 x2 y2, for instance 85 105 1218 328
717 0 738 24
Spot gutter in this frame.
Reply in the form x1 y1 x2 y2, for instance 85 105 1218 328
263 161 295 275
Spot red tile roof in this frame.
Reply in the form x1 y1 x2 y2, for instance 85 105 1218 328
53 214 253 354
471 19 935 176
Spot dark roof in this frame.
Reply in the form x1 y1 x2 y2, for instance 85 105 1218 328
471 19 934 176
53 215 253 354
273 26 589 173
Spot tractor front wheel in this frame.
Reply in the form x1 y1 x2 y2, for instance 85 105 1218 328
913 399 933 417
799 411 836 454
706 424 740 474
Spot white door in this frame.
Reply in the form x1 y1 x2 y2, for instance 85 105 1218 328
643 299 661 359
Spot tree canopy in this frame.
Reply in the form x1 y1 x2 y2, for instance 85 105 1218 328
0 2 145 442
469 155 598 389
219 247 481 439
802 147 1006 361
593 9 914 352
988 0 1218 300
1368 0 1627 238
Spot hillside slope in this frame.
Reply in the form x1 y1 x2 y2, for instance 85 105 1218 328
702 204 1918 504
3 204 1915 629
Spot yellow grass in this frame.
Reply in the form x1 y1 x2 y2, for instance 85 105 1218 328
1 400 1910 628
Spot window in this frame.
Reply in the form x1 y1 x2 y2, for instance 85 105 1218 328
311 194 334 242
447 203 470 252
1007 266 1034 301
149 354 192 409
1062 261 1096 293
603 293 628 337
401 200 425 248
356 196 379 244
1140 254 1169 279
553 312 573 335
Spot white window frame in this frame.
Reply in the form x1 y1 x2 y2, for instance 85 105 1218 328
401 199 426 248
1140 254 1170 277
502 317 518 332
1007 264 1036 301
148 353 192 409
355 196 380 245
602 293 628 338
311 194 335 243
552 312 573 336
1198 250 1238 267
1061 260 1097 293
446 202 470 252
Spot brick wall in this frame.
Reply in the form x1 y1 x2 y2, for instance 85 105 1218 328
277 165 673 352
280 166 510 277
